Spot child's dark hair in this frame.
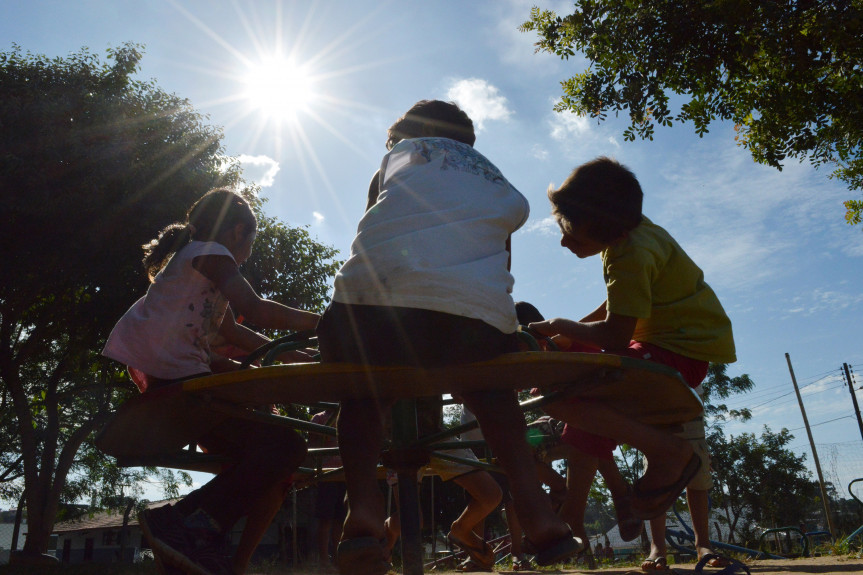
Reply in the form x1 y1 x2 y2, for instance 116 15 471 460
515 301 545 325
142 189 257 281
548 157 643 244
386 100 476 150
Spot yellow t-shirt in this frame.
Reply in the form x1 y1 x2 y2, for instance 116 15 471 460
602 217 736 363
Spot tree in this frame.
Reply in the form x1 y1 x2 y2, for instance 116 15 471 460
242 207 342 328
701 363 755 427
520 2 863 224
710 426 818 544
0 44 339 557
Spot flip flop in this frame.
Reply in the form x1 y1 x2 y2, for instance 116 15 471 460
641 556 669 571
613 485 644 542
447 531 494 570
522 528 584 566
694 553 750 575
698 553 730 568
335 537 390 575
632 453 701 520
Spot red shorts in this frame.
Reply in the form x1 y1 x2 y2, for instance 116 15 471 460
560 341 708 460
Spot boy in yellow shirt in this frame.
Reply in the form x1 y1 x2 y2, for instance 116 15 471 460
530 157 735 568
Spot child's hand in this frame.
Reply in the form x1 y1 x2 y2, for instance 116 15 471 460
275 349 318 364
529 320 574 350
528 320 559 337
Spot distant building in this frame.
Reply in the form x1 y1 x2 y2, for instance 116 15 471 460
51 490 316 566
595 508 736 561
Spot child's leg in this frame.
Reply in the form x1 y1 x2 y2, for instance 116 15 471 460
462 389 573 549
558 450 598 544
177 419 306 535
596 457 644 542
504 503 526 560
596 458 628 499
534 459 567 509
143 418 304 575
642 515 668 569
687 487 728 567
545 400 693 501
337 398 389 541
233 480 289 574
450 471 502 549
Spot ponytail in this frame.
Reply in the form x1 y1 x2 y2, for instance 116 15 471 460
141 188 256 281
142 223 194 282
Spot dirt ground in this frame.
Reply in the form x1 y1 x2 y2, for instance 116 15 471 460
407 555 863 575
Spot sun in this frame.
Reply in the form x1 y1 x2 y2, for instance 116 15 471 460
242 56 314 122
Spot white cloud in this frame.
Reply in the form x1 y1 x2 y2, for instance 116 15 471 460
545 100 622 158
649 141 852 294
550 111 591 140
313 211 325 224
238 154 280 187
445 78 513 131
523 215 559 236
489 0 588 72
531 144 549 161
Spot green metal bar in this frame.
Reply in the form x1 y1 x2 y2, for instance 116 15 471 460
758 526 808 557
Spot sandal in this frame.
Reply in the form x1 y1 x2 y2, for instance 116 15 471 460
698 552 730 568
522 527 583 566
447 531 494 569
641 556 669 571
633 453 701 519
695 553 750 575
613 485 644 542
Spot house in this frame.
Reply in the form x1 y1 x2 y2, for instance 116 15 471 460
52 505 144 564
51 488 316 565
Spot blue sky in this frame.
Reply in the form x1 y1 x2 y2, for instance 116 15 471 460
5 0 863 502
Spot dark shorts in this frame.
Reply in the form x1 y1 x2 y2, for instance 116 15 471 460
314 482 347 521
316 302 520 368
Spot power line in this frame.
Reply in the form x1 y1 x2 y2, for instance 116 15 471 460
744 379 845 411
786 415 855 433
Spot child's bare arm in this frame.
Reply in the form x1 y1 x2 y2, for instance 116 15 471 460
194 254 320 332
218 306 270 352
579 301 608 322
529 311 637 352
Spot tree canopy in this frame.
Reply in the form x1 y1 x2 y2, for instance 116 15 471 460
520 1 863 224
0 43 340 556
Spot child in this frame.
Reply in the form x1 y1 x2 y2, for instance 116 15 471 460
529 157 736 527
103 189 320 575
316 100 582 575
310 408 346 570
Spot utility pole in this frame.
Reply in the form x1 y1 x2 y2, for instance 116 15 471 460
786 353 836 536
843 363 863 443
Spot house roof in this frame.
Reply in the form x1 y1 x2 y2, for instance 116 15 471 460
52 500 174 534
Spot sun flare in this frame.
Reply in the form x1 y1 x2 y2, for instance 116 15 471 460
242 57 314 122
